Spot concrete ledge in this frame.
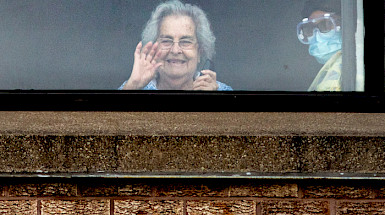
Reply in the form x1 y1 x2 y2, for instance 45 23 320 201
0 112 384 176
0 135 383 174
0 112 384 136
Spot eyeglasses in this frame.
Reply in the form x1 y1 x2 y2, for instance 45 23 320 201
157 38 197 50
297 13 340 44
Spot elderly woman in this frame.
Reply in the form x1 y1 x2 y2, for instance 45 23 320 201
120 0 232 91
297 0 342 91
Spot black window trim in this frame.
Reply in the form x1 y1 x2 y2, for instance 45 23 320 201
0 0 383 112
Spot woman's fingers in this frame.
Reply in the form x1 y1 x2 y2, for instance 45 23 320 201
193 70 218 90
127 41 163 90
145 42 159 62
134 41 143 59
140 41 153 60
136 41 163 66
152 47 164 65
194 70 216 83
200 70 216 80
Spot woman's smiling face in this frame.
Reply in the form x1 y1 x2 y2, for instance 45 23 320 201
157 15 200 80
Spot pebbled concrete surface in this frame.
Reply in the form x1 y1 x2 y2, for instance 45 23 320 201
0 112 384 136
0 112 383 174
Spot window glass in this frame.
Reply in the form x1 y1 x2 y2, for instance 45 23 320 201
0 0 364 91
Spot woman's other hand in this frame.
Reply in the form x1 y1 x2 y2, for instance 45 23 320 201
193 70 218 91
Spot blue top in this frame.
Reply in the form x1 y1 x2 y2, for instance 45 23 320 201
119 79 233 91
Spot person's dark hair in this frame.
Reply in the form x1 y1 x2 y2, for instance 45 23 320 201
301 0 341 18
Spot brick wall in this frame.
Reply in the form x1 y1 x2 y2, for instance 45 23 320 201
0 178 383 214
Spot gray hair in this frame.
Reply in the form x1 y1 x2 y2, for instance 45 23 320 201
141 0 216 70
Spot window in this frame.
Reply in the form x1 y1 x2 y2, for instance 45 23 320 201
0 0 382 111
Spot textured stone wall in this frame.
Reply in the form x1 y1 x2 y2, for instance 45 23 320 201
0 135 384 173
0 179 384 214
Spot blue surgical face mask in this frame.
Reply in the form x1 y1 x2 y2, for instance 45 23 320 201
308 30 342 64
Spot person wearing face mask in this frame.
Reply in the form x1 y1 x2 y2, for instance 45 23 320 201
119 0 232 91
297 0 342 91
